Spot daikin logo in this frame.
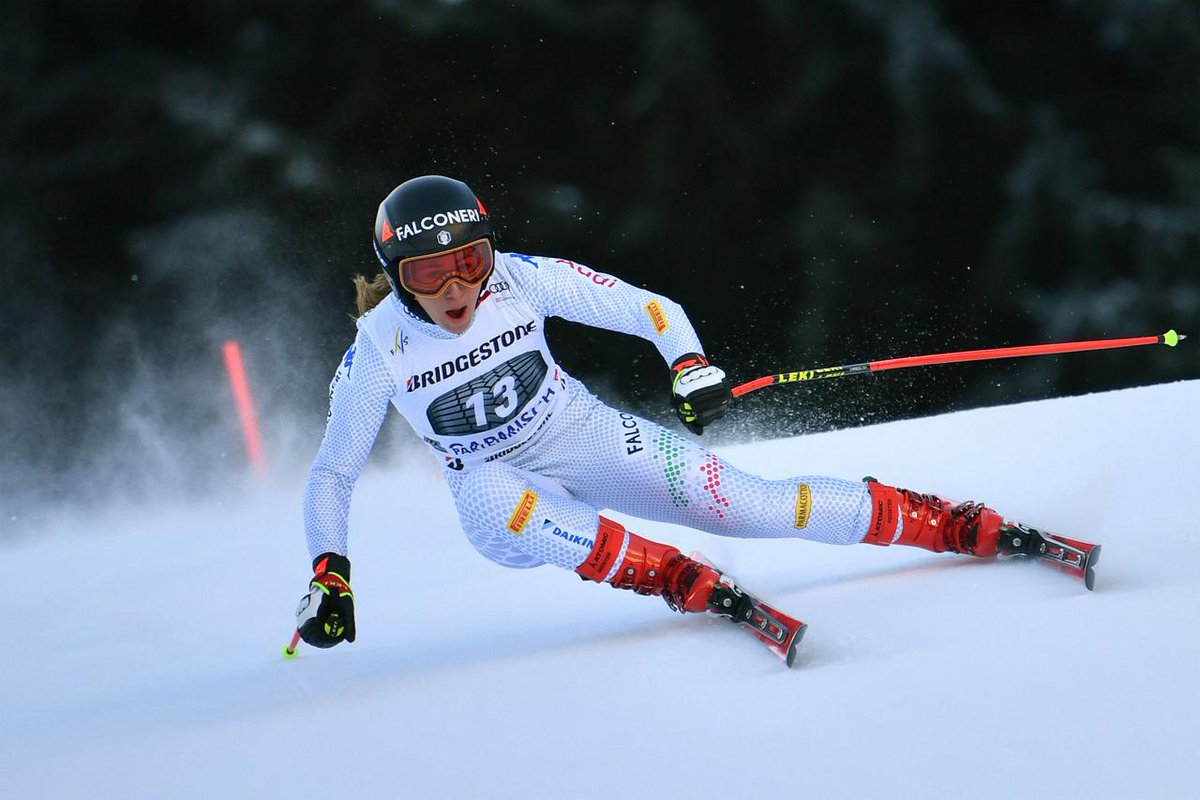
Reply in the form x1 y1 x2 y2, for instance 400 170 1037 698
541 520 595 550
384 208 482 242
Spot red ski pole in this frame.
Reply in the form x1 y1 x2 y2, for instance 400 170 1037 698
283 629 301 659
732 329 1185 398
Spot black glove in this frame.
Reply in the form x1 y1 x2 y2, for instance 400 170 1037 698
296 552 356 648
670 353 732 435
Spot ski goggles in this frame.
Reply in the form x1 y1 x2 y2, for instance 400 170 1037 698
397 238 494 297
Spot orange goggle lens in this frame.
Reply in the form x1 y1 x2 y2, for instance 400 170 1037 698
398 238 493 297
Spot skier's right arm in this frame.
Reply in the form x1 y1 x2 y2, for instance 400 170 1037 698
298 332 394 648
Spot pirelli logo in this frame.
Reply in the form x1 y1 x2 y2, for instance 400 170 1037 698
506 490 539 535
794 483 812 529
645 301 669 334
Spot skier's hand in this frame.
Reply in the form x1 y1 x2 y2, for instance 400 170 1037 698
670 353 731 435
296 552 356 648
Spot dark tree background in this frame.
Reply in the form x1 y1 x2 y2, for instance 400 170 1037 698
2 0 1197 516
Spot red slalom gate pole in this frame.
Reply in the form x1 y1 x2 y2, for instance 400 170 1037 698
221 340 267 476
732 329 1186 398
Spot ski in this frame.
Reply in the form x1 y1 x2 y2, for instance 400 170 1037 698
707 577 807 667
998 522 1102 590
686 550 806 667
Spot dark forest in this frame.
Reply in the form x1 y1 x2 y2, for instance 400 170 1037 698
2 1 1197 513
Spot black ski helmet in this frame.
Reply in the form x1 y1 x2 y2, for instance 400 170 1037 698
372 175 495 296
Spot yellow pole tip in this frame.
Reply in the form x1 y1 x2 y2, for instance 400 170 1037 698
1162 329 1182 347
282 645 298 659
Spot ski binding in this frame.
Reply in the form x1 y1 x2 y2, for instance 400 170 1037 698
704 572 807 667
998 522 1101 590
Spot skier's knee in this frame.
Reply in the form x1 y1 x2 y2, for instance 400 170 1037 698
455 464 546 569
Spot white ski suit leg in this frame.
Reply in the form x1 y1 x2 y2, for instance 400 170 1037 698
446 462 625 572
507 385 876 546
444 381 873 574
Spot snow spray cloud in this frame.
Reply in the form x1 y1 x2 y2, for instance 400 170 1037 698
1 206 349 534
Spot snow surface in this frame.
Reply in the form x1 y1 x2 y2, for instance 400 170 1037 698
4 380 1198 799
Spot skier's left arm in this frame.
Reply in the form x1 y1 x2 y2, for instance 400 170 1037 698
505 253 731 433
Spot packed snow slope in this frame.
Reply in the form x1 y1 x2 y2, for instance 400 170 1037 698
4 380 1197 799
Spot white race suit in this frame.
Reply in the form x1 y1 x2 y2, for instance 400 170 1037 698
304 252 874 579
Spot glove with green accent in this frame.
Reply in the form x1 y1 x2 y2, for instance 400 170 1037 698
670 352 732 435
296 552 356 648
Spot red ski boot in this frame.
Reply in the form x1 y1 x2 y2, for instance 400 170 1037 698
862 479 1101 589
576 517 809 664
862 479 1003 557
576 517 719 612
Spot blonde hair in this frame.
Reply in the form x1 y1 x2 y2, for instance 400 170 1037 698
352 273 393 317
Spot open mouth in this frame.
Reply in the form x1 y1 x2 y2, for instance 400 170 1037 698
446 306 468 321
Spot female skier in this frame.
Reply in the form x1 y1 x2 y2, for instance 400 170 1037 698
295 174 1091 660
